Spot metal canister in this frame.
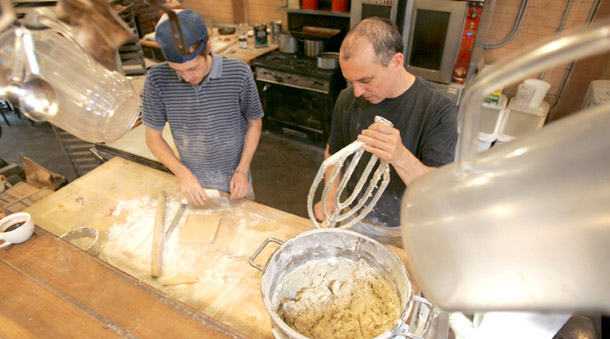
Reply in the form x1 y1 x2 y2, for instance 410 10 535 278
254 23 268 48
270 20 282 44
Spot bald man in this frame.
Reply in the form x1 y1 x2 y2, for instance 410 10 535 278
314 17 457 247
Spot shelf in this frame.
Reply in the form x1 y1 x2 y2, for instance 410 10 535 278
279 7 350 18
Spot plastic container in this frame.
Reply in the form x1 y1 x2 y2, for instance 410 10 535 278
302 0 318 10
332 0 349 12
287 0 300 9
524 79 550 107
497 98 549 142
512 83 536 109
582 79 610 108
0 10 140 144
477 94 507 152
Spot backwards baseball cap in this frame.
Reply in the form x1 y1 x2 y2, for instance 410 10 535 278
155 9 209 63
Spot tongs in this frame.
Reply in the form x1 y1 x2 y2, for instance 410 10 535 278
307 116 393 229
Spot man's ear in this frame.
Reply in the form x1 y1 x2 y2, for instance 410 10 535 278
391 52 404 68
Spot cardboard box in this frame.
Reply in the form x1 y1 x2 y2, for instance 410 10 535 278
0 182 53 214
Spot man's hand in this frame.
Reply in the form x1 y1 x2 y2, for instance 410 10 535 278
179 171 208 207
229 170 249 200
314 199 337 222
357 122 407 165
357 122 435 186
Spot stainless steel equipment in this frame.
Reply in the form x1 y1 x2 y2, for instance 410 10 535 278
316 52 339 70
401 21 610 313
249 228 434 339
307 116 393 229
350 0 408 28
60 226 100 256
254 52 346 145
271 20 282 44
303 39 324 57
279 31 299 54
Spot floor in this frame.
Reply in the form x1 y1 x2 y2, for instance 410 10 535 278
0 111 607 339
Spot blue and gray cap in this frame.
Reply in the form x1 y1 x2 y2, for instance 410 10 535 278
155 9 208 63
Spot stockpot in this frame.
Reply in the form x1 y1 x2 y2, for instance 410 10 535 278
279 31 299 54
249 228 434 339
303 39 324 57
316 52 339 70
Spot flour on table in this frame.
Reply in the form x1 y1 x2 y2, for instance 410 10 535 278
179 213 220 243
274 258 401 339
98 194 293 324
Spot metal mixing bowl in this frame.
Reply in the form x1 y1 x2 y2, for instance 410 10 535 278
60 226 100 256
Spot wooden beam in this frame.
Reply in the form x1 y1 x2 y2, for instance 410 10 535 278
232 0 248 24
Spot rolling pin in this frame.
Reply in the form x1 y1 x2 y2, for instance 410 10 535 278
151 190 165 278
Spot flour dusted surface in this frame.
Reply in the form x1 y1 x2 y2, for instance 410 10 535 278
275 258 401 339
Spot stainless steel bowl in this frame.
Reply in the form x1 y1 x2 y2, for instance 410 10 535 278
60 226 100 256
279 32 299 54
316 52 339 70
250 228 434 339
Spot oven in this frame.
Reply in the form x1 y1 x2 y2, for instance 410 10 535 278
254 52 346 146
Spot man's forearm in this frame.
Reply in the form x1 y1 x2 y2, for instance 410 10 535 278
392 149 436 186
236 118 262 173
145 128 192 180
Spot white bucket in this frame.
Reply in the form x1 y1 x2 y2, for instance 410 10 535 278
524 79 551 107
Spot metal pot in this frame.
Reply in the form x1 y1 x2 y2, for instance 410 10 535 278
249 228 434 339
279 32 299 54
303 39 324 57
316 52 339 70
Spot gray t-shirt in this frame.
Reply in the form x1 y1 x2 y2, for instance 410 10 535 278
328 76 457 226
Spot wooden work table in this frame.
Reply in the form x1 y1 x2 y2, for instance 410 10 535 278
16 157 413 337
141 27 278 64
0 227 241 338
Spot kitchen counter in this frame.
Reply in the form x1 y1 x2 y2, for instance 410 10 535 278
141 27 278 64
95 123 176 172
20 157 414 337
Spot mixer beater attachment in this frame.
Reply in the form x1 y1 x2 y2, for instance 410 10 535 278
307 116 393 229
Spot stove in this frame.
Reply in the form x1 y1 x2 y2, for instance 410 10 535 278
254 52 346 146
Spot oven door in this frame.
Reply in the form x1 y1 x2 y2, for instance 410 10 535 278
257 81 333 146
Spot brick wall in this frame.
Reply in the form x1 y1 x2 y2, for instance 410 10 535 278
247 0 286 27
483 0 606 99
180 0 287 28
140 0 608 81
182 0 234 27
132 0 610 114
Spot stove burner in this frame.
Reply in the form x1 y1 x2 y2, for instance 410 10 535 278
294 60 312 68
255 51 336 78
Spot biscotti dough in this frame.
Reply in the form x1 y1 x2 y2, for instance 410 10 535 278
161 274 199 286
179 213 220 243
275 258 401 339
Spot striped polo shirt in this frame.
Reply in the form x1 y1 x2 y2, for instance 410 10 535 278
141 52 264 193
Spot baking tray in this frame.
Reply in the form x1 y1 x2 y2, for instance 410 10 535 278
290 26 341 41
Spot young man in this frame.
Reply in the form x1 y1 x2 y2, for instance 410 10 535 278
315 17 457 247
142 10 263 206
